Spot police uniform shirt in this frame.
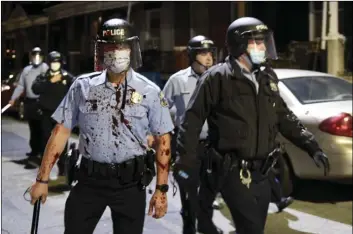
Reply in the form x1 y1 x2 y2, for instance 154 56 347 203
163 67 208 140
51 68 174 164
235 59 259 93
11 63 49 100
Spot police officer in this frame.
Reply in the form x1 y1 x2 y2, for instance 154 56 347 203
32 51 75 175
163 35 221 234
9 47 49 159
29 18 174 234
174 17 330 234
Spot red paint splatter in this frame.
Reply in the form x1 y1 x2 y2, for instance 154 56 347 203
165 149 170 156
157 160 169 171
49 153 60 169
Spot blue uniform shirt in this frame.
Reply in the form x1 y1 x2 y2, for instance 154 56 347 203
11 63 49 100
163 67 208 140
52 68 174 164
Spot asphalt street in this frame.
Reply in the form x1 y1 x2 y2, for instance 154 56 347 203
1 115 352 234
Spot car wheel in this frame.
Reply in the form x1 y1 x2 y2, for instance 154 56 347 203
18 101 25 120
273 153 295 197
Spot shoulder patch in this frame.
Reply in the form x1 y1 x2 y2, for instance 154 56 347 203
159 91 169 107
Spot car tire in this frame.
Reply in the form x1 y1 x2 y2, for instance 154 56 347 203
18 101 25 120
274 153 295 197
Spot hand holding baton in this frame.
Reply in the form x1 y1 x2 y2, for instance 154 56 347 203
30 197 42 234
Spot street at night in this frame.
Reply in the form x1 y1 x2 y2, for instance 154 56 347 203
1 116 352 234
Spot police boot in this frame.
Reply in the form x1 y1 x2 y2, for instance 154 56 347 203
276 196 294 212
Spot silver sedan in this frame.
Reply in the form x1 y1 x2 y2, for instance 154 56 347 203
274 69 352 196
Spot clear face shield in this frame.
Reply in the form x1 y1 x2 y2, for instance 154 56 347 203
244 30 278 65
94 37 143 73
31 53 43 66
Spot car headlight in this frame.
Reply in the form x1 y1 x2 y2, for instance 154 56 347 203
9 74 14 79
1 85 11 92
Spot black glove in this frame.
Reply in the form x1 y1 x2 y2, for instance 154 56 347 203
172 161 196 191
312 151 330 176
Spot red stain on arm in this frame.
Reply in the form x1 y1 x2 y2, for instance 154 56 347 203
157 160 169 171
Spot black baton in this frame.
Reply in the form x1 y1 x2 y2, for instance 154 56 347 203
31 197 42 234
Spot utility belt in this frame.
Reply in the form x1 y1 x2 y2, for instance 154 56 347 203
204 146 283 191
65 144 156 189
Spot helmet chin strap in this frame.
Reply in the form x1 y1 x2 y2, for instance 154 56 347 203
192 60 209 75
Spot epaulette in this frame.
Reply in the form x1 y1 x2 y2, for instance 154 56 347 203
75 71 102 80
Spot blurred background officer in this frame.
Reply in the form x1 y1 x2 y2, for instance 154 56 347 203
30 18 174 234
32 51 75 176
174 17 330 234
8 47 49 161
163 35 222 234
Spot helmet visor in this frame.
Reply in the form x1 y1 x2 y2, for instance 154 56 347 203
245 30 278 61
94 37 142 72
31 54 43 66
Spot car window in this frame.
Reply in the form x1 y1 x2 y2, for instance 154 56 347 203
281 76 352 104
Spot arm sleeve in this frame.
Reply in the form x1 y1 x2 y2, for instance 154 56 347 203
51 79 81 130
266 67 322 156
162 76 177 109
10 69 26 101
148 89 175 136
177 72 221 165
277 97 321 156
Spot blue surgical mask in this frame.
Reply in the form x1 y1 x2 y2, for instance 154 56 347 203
248 49 266 64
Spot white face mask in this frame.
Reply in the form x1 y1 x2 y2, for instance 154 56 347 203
50 62 61 72
248 49 266 65
103 49 130 74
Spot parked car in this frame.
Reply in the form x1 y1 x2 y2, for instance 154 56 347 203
273 69 352 196
1 70 25 120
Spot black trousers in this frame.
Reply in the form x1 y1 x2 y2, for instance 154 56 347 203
41 111 68 174
268 170 282 203
24 99 42 155
217 167 271 234
64 169 146 234
178 141 216 234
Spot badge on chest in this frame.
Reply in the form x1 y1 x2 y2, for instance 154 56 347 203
269 80 278 92
130 91 143 104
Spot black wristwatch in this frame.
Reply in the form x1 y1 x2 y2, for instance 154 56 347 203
156 184 169 193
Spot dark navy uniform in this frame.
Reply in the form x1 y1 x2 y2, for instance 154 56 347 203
32 51 74 173
174 17 330 234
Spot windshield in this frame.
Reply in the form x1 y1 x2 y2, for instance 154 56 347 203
281 76 352 104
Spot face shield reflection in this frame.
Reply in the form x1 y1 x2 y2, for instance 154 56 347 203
31 54 43 66
245 30 278 62
94 37 143 72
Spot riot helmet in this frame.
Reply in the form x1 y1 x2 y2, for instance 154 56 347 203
94 18 142 73
30 47 43 67
187 35 217 73
48 51 62 72
226 17 278 65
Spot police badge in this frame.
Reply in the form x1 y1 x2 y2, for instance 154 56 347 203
131 91 143 104
159 92 168 107
269 81 278 92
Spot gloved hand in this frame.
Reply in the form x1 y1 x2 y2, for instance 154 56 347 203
172 161 196 191
312 151 330 176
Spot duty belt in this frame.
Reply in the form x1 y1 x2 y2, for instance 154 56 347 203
80 156 145 182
